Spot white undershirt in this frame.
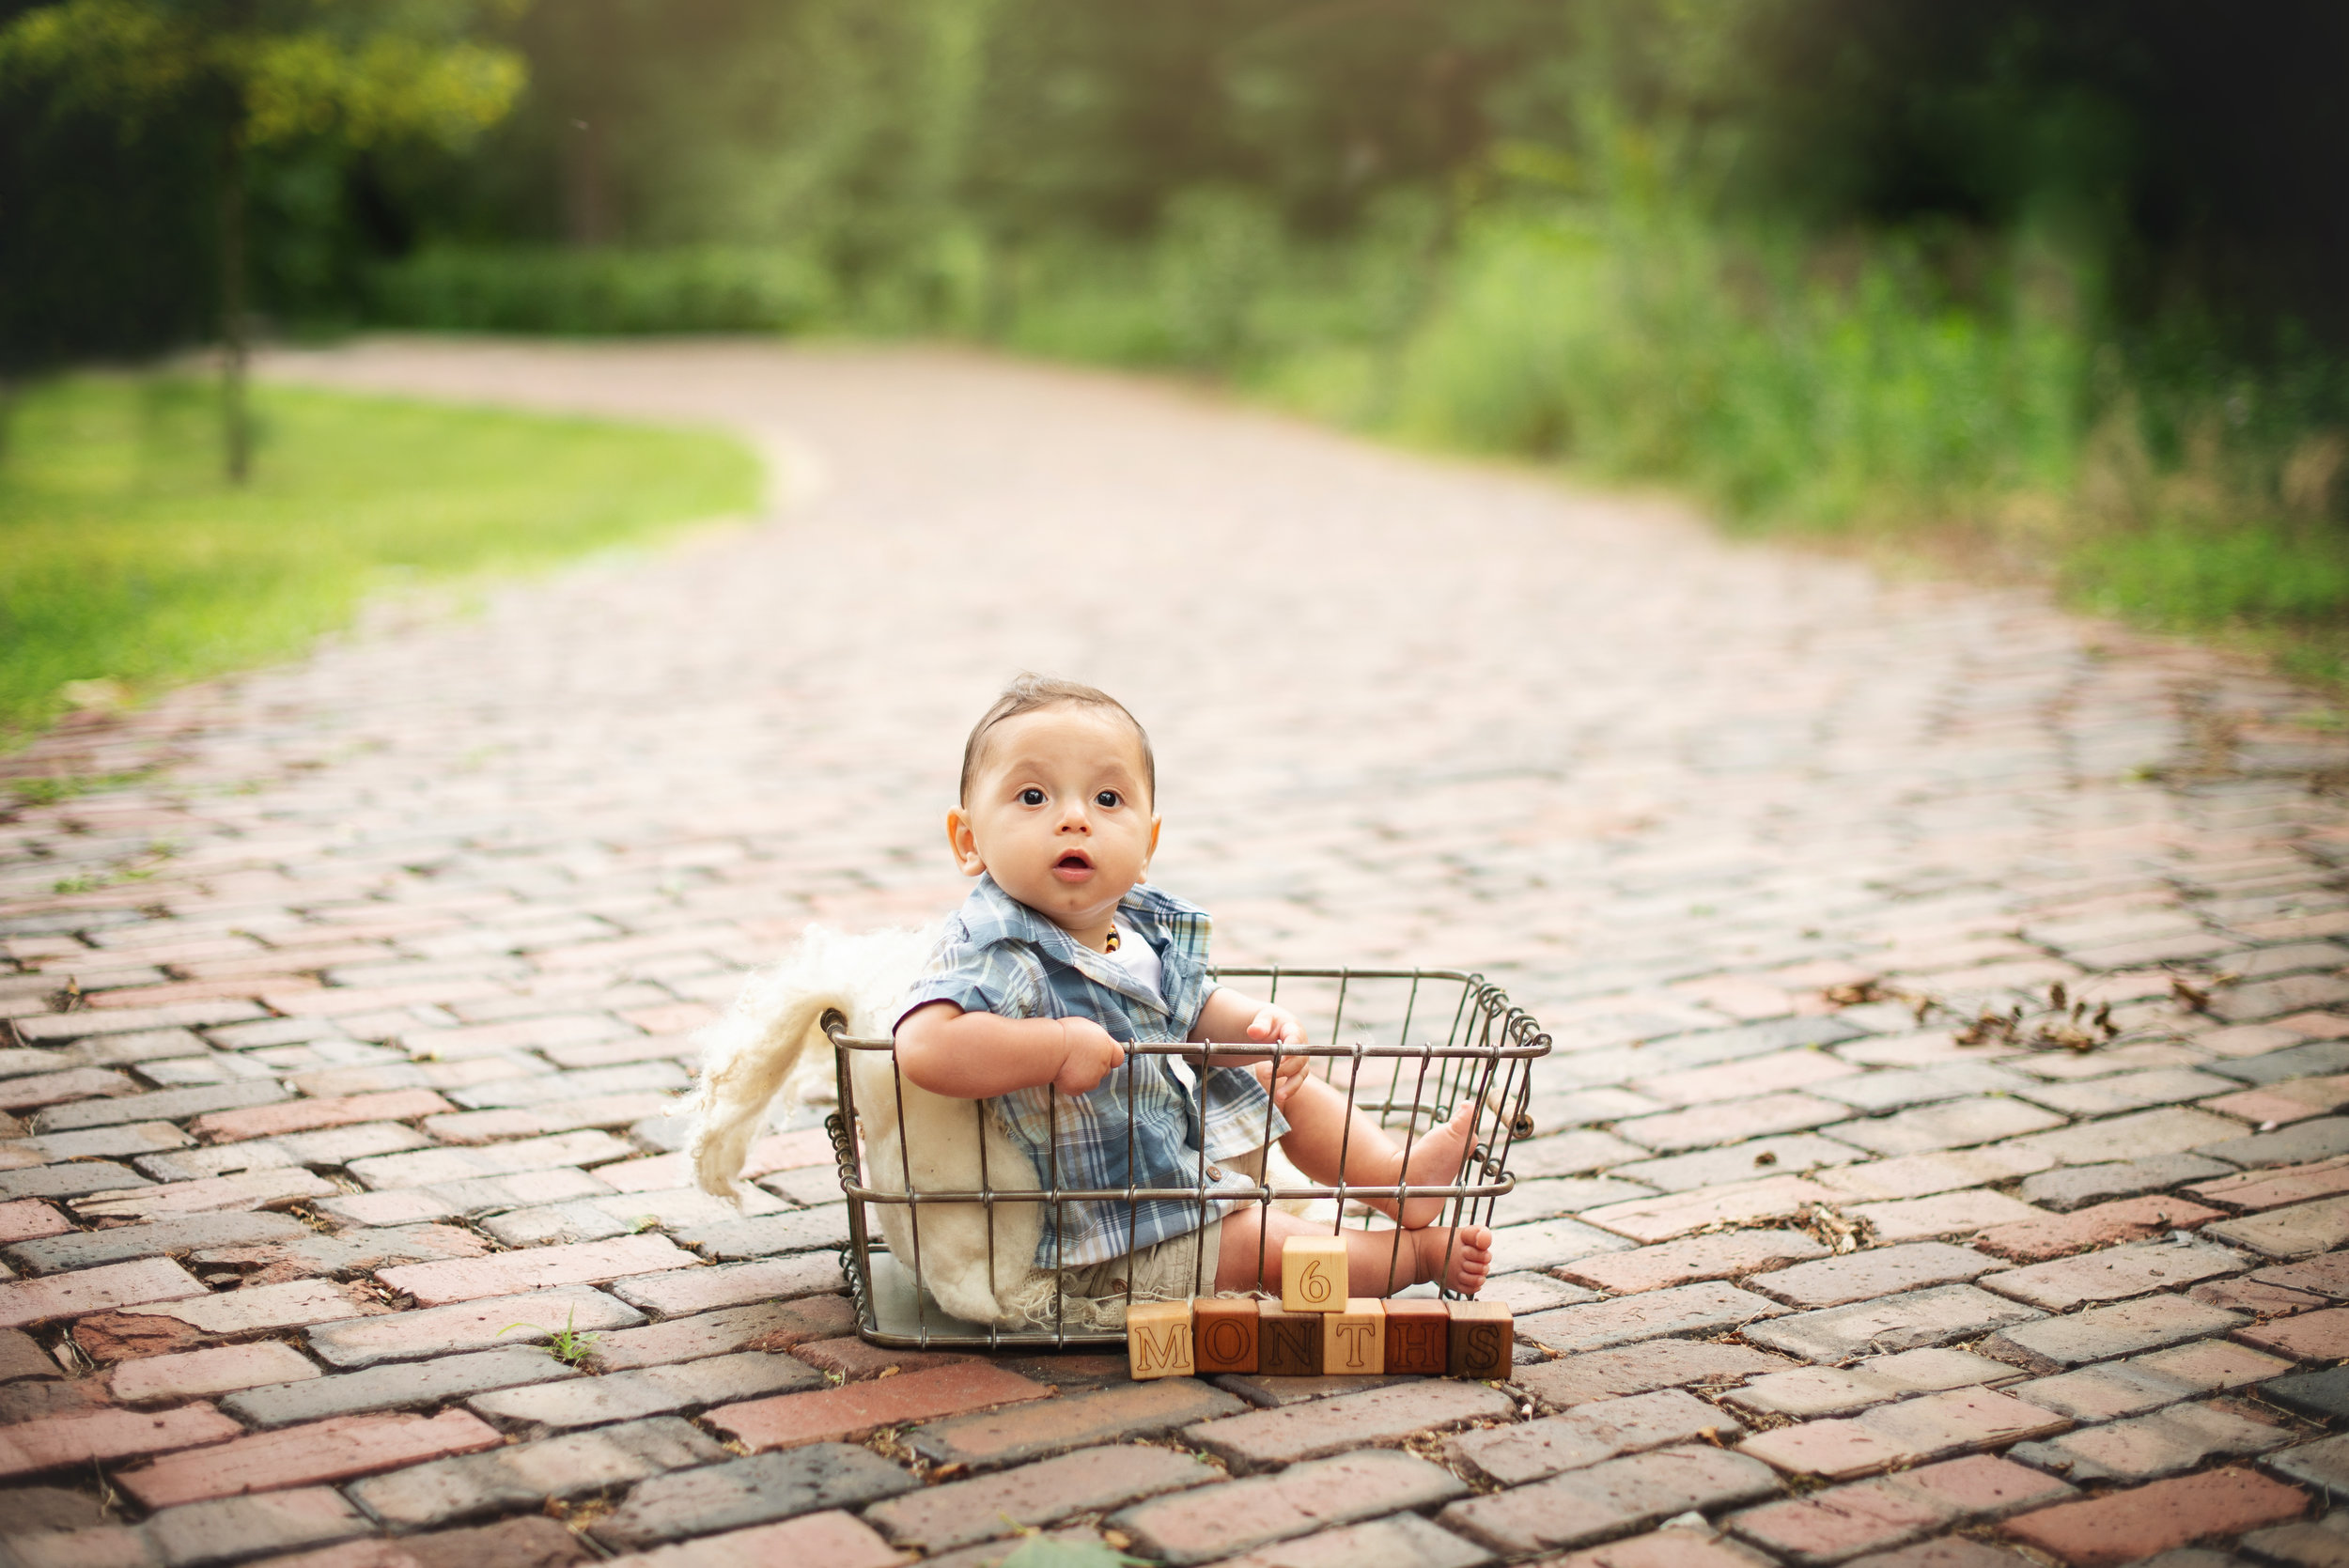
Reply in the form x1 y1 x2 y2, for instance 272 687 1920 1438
1105 917 1164 1004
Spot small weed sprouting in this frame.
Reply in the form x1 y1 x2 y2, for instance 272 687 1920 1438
500 1306 600 1367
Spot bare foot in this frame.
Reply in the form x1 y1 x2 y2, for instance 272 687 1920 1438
1412 1222 1493 1295
1394 1099 1478 1228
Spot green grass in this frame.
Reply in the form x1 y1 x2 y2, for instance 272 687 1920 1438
0 374 760 741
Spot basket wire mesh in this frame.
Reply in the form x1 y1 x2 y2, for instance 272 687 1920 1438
826 967 1550 1347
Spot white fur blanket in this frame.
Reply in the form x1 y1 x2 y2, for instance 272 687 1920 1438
687 924 1323 1330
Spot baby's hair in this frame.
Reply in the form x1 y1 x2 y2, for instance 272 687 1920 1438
960 674 1156 805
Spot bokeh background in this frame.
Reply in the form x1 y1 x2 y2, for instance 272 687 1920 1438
6 0 2349 736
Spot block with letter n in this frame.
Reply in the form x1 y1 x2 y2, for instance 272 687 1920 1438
1127 1299 1194 1380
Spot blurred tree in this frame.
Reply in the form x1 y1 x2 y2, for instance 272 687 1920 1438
0 0 524 478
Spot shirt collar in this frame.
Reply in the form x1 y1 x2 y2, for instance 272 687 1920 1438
962 874 1181 1017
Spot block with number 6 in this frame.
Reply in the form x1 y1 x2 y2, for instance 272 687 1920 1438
1280 1234 1349 1312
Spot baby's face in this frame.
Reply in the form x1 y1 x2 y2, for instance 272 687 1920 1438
948 706 1159 935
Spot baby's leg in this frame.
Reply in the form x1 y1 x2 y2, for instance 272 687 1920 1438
1271 1074 1482 1230
1216 1204 1492 1296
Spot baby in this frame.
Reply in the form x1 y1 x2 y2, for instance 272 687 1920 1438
894 675 1493 1307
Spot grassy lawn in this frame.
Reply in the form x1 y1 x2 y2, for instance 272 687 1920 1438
0 374 761 744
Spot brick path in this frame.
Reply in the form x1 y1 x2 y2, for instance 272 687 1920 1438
7 337 2349 1565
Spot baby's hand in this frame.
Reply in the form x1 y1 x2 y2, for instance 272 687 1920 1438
1248 1006 1309 1108
1051 1017 1128 1095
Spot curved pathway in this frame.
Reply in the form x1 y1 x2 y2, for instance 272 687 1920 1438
0 338 2346 1564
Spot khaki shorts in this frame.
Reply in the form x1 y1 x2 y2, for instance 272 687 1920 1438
1059 1217 1223 1311
1059 1151 1263 1314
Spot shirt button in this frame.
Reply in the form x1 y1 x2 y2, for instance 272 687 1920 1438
1206 1165 1224 1181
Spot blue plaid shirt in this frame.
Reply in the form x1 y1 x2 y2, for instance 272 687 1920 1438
895 875 1288 1267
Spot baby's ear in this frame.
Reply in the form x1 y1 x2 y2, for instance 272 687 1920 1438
944 807 986 876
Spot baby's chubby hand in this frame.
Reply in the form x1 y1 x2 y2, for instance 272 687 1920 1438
1051 1017 1128 1094
1246 1005 1310 1108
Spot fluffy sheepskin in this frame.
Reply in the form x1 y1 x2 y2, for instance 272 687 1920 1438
684 924 1100 1328
687 922 1326 1330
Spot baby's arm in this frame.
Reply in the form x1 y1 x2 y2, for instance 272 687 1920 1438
894 1001 1127 1099
1188 986 1311 1108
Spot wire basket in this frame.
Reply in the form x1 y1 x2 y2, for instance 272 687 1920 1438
824 967 1551 1348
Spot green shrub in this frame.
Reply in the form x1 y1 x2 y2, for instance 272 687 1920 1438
370 245 837 334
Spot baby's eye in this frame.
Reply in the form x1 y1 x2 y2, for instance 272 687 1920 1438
1095 790 1121 809
1019 787 1046 806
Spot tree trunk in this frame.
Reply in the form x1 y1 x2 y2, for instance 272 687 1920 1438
219 127 251 484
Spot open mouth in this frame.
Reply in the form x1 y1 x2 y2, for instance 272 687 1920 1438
1053 850 1094 877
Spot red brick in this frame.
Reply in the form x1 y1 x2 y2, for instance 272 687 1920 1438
1740 1420 1914 1482
1975 1196 2226 1261
262 979 510 1017
2207 1194 2349 1258
608 1254 846 1316
2235 1304 2349 1361
603 1510 908 1568
1751 1243 2000 1309
241 1514 590 1568
2189 1276 2326 1315
1980 1239 2244 1312
377 1234 695 1305
1451 1389 1735 1487
116 1408 502 1508
1562 1229 1828 1294
1581 1175 1841 1243
2191 1154 2349 1212
904 1378 1247 1470
190 1089 454 1142
0 1401 242 1478
864 1445 1217 1551
1614 1093 1852 1153
2001 1467 2309 1566
1847 1190 2046 1243
15 1001 264 1040
1516 1340 1792 1408
592 1296 856 1370
0 1257 208 1329
0 1067 140 1110
1182 1379 1512 1472
0 1197 73 1242
87 978 300 1009
70 1167 336 1220
1632 1050 1860 1106
1548 1530 1776 1568
1729 1473 1952 1562
788 1336 975 1382
1113 1449 1464 1565
109 1341 320 1403
707 1362 1050 1452
120 1278 380 1335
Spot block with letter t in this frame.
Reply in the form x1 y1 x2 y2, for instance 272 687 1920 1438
1322 1299 1386 1374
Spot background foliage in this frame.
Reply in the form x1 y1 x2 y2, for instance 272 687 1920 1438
7 0 2349 673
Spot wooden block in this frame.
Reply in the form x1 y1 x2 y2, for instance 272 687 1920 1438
1280 1234 1349 1313
1384 1297 1448 1374
1321 1298 1386 1375
1127 1299 1193 1380
1446 1299 1513 1379
1194 1296 1259 1374
1257 1302 1323 1375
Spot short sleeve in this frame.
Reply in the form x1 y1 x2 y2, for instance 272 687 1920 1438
893 936 1050 1033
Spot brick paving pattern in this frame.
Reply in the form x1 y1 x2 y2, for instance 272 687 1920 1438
6 336 2349 1562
